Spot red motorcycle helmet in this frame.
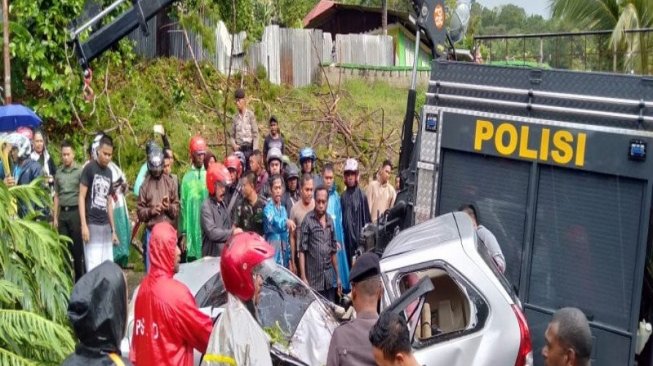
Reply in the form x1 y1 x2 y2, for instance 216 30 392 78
220 232 274 302
224 155 243 177
189 135 207 155
206 163 232 196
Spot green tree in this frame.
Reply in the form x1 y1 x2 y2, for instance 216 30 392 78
550 0 653 74
0 178 75 365
3 0 136 138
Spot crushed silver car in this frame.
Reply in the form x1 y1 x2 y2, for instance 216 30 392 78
379 212 533 366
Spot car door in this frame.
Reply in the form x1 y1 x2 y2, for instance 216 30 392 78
381 261 496 366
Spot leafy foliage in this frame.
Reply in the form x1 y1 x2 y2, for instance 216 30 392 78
4 0 137 140
550 0 653 73
0 179 74 365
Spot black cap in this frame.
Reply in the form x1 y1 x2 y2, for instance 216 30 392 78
269 115 278 124
349 252 380 283
235 88 246 99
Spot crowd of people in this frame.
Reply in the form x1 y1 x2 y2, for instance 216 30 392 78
0 87 400 288
3 87 583 366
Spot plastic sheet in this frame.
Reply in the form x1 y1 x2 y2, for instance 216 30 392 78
203 294 273 366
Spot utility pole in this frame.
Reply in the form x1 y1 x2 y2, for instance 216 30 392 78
2 0 11 104
382 0 387 35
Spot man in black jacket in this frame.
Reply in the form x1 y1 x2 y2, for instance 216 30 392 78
340 158 370 269
201 163 242 257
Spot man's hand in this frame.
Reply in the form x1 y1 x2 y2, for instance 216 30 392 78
151 204 162 216
52 218 58 230
4 176 15 187
82 224 90 243
286 219 296 232
301 276 309 285
232 227 244 235
112 232 120 246
337 279 343 297
153 124 165 136
289 261 297 275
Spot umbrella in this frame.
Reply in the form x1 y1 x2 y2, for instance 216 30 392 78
0 104 42 132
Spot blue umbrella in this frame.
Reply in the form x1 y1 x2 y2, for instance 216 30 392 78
0 104 42 132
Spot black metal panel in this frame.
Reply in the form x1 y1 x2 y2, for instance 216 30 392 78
429 61 653 130
437 149 530 288
78 0 175 66
529 166 644 330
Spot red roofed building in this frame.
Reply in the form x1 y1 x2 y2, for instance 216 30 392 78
303 0 413 39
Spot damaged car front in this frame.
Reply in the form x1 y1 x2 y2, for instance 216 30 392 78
121 257 342 365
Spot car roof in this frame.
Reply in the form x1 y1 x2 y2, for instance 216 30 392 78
382 212 476 261
174 256 221 295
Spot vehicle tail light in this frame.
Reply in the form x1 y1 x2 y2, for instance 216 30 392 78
512 304 533 366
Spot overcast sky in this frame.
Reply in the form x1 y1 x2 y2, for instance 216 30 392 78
476 0 551 18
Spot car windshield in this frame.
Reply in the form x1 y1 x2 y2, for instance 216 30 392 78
254 259 315 341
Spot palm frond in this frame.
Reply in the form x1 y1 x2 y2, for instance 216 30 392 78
0 347 36 366
0 280 22 306
550 0 619 30
0 310 74 362
612 3 641 72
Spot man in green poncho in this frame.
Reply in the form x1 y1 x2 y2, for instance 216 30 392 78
180 135 209 262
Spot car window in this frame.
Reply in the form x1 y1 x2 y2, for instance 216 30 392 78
397 265 488 347
195 273 227 309
256 265 315 342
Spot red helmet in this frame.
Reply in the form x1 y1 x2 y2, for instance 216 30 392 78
189 135 207 155
220 232 274 302
224 155 243 177
206 163 232 196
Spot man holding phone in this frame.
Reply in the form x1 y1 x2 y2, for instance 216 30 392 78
137 145 179 271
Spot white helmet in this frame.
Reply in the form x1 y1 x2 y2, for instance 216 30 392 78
267 147 283 164
5 132 32 160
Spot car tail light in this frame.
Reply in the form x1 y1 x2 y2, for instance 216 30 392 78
512 304 533 366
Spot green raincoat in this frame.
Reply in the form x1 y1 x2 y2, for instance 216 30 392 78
180 165 207 261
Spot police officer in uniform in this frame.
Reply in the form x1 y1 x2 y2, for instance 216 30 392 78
231 88 258 170
327 253 384 366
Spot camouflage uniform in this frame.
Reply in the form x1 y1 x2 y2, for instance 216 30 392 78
231 195 266 236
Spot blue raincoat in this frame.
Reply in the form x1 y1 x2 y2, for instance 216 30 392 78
263 201 290 267
328 185 350 293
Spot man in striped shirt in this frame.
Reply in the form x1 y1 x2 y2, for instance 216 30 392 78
299 186 341 302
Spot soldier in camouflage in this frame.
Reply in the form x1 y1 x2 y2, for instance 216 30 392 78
232 171 266 236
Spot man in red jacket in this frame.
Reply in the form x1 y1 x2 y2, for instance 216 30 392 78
130 221 213 366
